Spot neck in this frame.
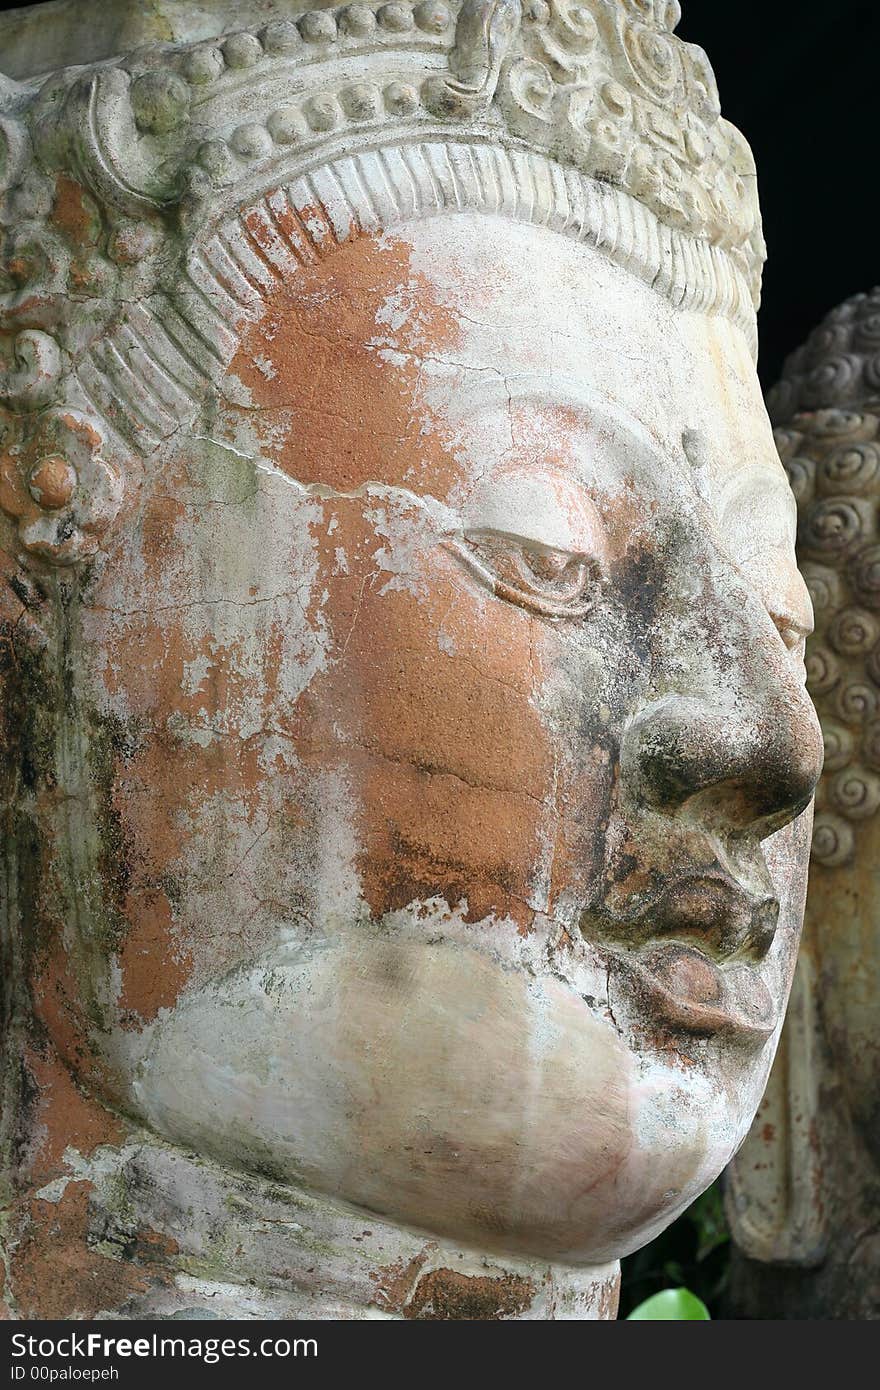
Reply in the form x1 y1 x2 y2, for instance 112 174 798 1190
8 1124 620 1319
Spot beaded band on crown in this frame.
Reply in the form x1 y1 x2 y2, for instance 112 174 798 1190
0 0 764 565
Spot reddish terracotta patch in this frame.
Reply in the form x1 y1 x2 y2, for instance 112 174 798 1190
369 1249 431 1313
225 229 468 500
404 1266 536 1320
353 751 541 928
7 1182 168 1320
23 1048 124 1183
30 937 121 1109
50 175 101 248
291 525 553 925
117 886 192 1026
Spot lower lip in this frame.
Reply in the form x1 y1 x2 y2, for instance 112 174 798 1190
605 942 777 1040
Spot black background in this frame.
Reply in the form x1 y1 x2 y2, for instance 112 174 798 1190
1 0 879 389
676 0 880 389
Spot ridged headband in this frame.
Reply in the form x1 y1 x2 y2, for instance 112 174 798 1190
0 0 764 565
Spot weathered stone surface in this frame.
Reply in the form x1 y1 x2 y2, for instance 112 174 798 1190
1 0 820 1318
726 292 880 1321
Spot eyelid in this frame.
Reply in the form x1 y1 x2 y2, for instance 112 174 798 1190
446 533 598 619
463 524 593 558
737 543 814 647
461 468 609 565
719 471 798 551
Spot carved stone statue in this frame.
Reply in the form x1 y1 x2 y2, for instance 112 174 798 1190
0 0 821 1320
726 292 880 1321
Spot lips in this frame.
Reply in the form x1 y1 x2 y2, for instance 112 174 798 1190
583 871 781 1040
605 941 777 1039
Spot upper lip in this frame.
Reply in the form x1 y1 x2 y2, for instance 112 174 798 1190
583 869 779 964
580 865 781 1039
637 871 778 961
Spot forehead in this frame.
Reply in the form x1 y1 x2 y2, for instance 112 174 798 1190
220 210 787 524
395 213 769 457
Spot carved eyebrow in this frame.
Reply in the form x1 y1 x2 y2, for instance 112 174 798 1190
454 373 668 472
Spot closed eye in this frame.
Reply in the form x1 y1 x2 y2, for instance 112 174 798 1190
769 610 809 677
771 615 806 650
446 531 599 619
735 544 813 673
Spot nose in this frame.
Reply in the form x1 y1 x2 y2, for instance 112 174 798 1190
620 584 823 841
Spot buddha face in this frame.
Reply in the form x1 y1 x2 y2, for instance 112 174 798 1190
32 211 822 1264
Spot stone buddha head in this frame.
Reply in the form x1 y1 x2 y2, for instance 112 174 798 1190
765 297 880 1176
725 293 880 1319
0 0 822 1318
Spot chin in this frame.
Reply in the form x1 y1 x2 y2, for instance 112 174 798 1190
117 929 762 1264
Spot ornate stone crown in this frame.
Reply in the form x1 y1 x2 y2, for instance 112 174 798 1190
0 0 763 565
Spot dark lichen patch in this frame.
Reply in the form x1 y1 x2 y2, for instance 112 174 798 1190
3 563 153 1092
1 586 61 1189
611 537 665 653
84 706 148 957
1 812 45 1192
0 1040 39 1212
4 812 44 995
1 606 59 800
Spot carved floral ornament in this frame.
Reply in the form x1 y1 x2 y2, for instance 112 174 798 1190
767 288 880 867
1 0 762 568
0 405 122 563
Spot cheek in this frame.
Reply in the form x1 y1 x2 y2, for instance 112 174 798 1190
528 620 631 916
64 494 591 1054
306 531 559 928
59 479 640 1056
53 472 329 1039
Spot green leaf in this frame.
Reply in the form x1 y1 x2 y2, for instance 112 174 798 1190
626 1288 711 1320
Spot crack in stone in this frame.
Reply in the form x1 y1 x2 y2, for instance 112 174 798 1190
332 733 554 812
